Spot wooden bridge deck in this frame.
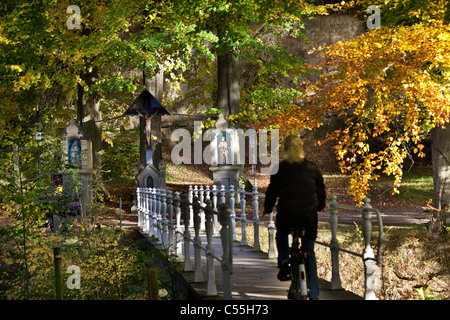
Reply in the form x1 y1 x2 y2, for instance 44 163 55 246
178 233 362 300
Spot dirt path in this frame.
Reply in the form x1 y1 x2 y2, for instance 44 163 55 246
318 206 430 226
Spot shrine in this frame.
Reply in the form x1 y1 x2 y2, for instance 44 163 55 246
209 113 241 192
62 120 94 218
124 88 170 189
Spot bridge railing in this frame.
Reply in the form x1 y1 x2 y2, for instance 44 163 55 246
136 184 383 300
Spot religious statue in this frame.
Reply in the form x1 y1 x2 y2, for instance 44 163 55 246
68 137 81 168
218 134 230 165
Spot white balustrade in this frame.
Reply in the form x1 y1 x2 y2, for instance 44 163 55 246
136 184 383 300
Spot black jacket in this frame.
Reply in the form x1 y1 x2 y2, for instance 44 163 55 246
264 159 326 240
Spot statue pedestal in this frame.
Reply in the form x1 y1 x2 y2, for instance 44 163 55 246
210 165 240 191
136 163 166 189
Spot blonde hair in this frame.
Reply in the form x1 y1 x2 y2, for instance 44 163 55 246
284 135 305 164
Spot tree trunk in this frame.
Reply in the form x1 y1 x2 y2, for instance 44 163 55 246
79 67 102 173
430 124 450 232
77 66 109 203
217 51 240 116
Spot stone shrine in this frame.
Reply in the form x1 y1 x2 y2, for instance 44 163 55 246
209 114 241 192
62 120 94 218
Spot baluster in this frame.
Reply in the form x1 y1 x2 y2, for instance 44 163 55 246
194 185 199 200
182 194 193 271
138 188 143 229
156 189 162 243
145 188 151 235
204 199 217 296
205 185 211 202
167 190 174 252
252 187 261 251
193 196 205 282
199 185 206 230
141 188 146 233
143 188 147 231
329 194 343 290
161 189 167 247
229 185 237 242
220 185 226 205
142 188 147 232
218 202 232 300
189 185 194 227
137 188 141 228
362 197 376 300
151 188 157 237
174 192 183 260
149 188 154 237
239 186 248 246
235 183 240 210
267 211 276 259
193 185 199 230
149 188 154 236
212 185 219 235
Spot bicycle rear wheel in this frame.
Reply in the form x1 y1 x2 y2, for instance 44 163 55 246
288 253 309 300
298 259 308 300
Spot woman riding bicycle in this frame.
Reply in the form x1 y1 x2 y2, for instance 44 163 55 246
263 135 326 300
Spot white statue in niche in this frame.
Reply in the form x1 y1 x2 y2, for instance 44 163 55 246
218 135 230 165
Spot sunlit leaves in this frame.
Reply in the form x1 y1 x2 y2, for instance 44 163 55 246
277 22 450 202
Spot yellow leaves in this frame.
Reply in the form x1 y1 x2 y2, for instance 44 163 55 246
265 21 449 203
10 65 23 72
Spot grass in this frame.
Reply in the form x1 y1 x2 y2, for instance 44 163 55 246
367 165 434 208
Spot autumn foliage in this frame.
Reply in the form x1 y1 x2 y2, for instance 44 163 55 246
274 23 450 202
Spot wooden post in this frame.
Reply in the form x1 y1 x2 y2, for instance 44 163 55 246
329 194 343 290
53 247 63 300
147 268 159 300
119 197 122 230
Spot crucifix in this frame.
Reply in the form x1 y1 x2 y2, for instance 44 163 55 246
124 88 170 168
137 109 161 166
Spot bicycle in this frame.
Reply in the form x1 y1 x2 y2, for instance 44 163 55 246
287 227 310 300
